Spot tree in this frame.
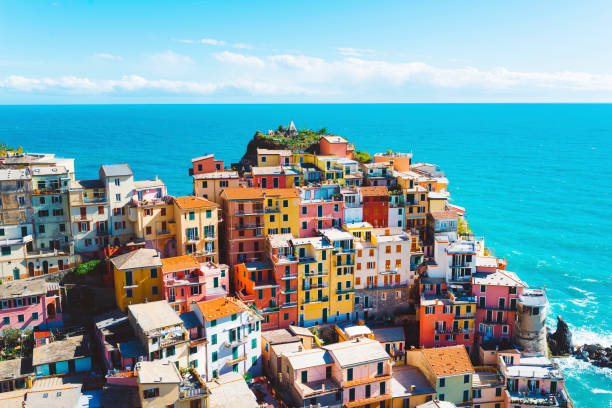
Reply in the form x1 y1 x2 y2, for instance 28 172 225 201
73 259 102 276
354 150 372 164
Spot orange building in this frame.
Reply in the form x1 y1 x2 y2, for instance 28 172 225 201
219 188 266 268
373 152 412 172
319 135 349 157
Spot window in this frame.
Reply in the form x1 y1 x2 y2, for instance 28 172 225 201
212 351 218 362
532 307 540 315
365 384 371 398
495 387 502 397
150 268 158 278
377 362 383 375
349 388 355 402
464 374 470 383
438 394 445 401
206 209 212 218
1 246 10 256
473 389 482 399
301 370 308 383
439 378 445 387
347 368 353 381
231 313 237 321
301 221 307 230
211 334 217 345
189 211 195 220
18 314 24 322
251 338 257 349
143 388 159 399
425 306 434 314
152 286 158 295
463 389 469 402
380 381 386 395
2 317 9 324
189 346 198 355
115 193 121 202
126 289 133 298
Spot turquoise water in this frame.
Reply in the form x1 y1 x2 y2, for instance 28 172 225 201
1 104 611 405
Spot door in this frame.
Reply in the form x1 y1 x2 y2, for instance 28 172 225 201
13 268 19 280
485 325 494 338
80 207 86 220
28 263 34 277
42 261 49 274
125 270 133 286
58 260 64 271
49 363 56 375
322 308 328 323
550 381 557 393
68 359 76 373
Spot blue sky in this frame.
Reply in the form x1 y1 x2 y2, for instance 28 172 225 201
1 0 612 103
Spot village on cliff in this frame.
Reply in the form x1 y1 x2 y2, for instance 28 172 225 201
0 123 574 407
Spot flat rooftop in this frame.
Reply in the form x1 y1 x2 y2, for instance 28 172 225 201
391 365 435 398
32 335 89 366
137 360 181 384
128 300 183 332
0 279 46 300
206 372 259 408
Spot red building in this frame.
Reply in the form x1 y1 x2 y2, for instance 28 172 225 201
234 235 298 330
189 154 224 176
161 254 224 314
359 186 389 228
251 166 287 189
472 269 526 345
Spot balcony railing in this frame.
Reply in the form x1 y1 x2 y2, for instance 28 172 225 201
304 282 328 290
265 206 280 213
186 235 200 243
298 256 317 264
179 387 208 400
302 296 329 304
235 224 263 230
235 207 264 216
225 355 247 366
224 338 247 348
157 229 171 236
336 288 355 295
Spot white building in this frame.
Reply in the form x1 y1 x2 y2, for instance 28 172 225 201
99 164 136 246
427 235 479 283
192 296 262 380
341 188 362 224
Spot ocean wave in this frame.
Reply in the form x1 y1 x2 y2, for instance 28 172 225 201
555 356 612 381
583 278 597 282
569 286 589 294
592 389 612 394
570 326 612 348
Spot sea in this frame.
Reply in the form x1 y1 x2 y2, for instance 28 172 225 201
1 104 611 406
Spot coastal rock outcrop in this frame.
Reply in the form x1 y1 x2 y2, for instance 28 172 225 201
547 315 573 356
573 344 612 368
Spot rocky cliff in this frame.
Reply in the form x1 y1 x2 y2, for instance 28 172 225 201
548 315 573 356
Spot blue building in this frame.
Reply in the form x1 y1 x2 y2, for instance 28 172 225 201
32 334 91 377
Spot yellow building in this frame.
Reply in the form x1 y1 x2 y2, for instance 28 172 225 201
111 248 163 311
256 148 292 167
263 188 300 236
320 228 355 324
292 236 333 326
192 170 240 204
129 199 177 258
173 196 219 263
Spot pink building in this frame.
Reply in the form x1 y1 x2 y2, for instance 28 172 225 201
500 352 571 407
189 154 224 176
161 254 229 314
298 186 343 237
473 269 527 345
0 279 62 330
319 135 349 157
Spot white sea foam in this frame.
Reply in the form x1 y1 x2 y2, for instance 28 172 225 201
583 278 597 282
555 356 612 381
569 286 589 294
592 389 612 394
570 326 612 348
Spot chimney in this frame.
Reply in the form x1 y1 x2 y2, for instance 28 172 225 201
298 345 303 352
410 385 416 392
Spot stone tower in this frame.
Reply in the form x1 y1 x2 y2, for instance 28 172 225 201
514 288 549 354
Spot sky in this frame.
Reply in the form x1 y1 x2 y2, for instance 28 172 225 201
1 0 612 103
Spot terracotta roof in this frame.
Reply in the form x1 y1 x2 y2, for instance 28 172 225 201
161 254 200 273
359 186 389 196
197 297 249 321
421 345 474 377
430 210 459 220
264 188 299 198
221 187 265 201
173 196 217 209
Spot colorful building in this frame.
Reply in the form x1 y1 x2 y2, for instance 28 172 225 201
193 170 240 204
192 296 262 379
390 365 436 408
32 334 91 377
69 178 109 256
0 279 61 330
130 197 177 258
173 196 219 262
298 184 343 237
362 162 396 187
373 152 413 173
500 352 572 408
341 187 363 224
471 366 505 408
325 338 393 408
256 148 292 167
319 135 349 158
405 345 474 406
320 228 356 325
472 269 526 346
360 186 389 228
251 166 287 189
111 248 163 311
189 153 224 176
264 188 300 236
161 254 228 314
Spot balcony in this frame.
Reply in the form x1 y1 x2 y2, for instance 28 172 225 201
507 390 563 407
157 229 171 236
336 288 355 295
281 301 297 308
179 387 208 401
304 282 328 290
304 270 328 277
159 330 188 347
280 273 298 280
235 223 263 230
281 288 297 295
235 207 264 216
298 256 317 264
454 313 475 319
0 185 29 194
83 195 106 204
186 235 200 243
203 233 216 241
33 185 68 195
72 214 92 222
265 205 280 213
303 296 329 304
225 355 247 366
332 247 354 254
224 338 247 348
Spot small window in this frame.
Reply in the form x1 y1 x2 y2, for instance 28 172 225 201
439 378 445 387
211 319 217 327
464 374 470 383
212 351 218 362
150 268 158 278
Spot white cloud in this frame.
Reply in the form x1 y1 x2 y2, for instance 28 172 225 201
181 38 227 46
213 51 265 68
3 52 612 99
94 53 123 61
233 43 253 50
337 47 375 57
151 50 193 65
